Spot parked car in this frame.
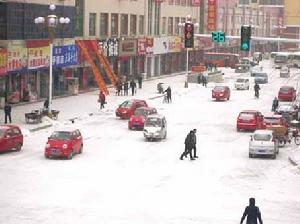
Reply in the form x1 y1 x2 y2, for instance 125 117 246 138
44 128 83 159
0 125 23 153
234 78 250 90
275 103 299 123
280 66 290 78
212 86 230 101
236 110 264 132
116 99 148 119
253 72 268 84
278 86 296 102
128 107 157 130
249 129 279 159
143 114 167 141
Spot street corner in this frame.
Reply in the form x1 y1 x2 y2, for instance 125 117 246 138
288 149 300 168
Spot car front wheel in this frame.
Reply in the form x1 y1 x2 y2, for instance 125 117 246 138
68 150 73 160
15 143 22 151
79 145 83 154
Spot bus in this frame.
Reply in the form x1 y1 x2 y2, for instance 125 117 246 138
203 52 240 69
274 52 292 69
291 52 300 68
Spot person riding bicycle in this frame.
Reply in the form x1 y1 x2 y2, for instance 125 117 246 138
254 82 260 98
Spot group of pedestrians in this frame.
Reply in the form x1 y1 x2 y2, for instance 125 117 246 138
197 74 207 87
116 79 139 96
180 128 198 160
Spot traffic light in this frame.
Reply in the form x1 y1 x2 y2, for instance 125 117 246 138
240 26 251 51
211 31 226 43
184 22 194 48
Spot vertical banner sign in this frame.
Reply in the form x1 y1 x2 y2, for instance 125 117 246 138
0 49 7 76
138 38 147 55
207 0 217 32
28 46 50 69
7 48 27 72
53 45 78 68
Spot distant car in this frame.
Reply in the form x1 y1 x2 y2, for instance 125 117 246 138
262 114 289 129
143 114 167 141
45 129 83 159
275 104 299 122
280 66 290 78
249 129 279 159
235 64 251 73
236 110 264 132
212 86 230 101
128 107 157 130
0 125 23 153
253 72 268 84
116 99 148 119
235 78 250 90
253 52 263 62
278 86 296 102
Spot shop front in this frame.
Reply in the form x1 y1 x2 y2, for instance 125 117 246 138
0 48 7 107
119 38 137 80
168 36 183 73
153 37 169 77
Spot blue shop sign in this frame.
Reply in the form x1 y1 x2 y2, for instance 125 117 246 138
53 45 78 67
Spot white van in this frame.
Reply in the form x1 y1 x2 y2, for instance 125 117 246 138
143 114 167 141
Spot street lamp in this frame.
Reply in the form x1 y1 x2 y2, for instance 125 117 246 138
34 4 70 114
178 15 199 88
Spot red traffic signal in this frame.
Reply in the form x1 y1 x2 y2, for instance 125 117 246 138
184 23 194 48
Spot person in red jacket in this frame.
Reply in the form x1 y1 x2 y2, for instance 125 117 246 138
99 91 106 109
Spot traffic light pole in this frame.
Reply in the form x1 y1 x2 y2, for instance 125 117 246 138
185 48 189 88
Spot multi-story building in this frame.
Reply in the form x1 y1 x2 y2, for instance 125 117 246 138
0 0 75 104
284 0 300 50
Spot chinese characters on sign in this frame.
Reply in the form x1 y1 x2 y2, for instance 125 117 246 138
7 48 27 72
207 0 217 32
28 46 50 69
99 39 119 57
53 45 78 68
138 38 154 55
0 49 7 76
168 36 182 53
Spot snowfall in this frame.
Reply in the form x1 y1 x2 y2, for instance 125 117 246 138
1 60 300 224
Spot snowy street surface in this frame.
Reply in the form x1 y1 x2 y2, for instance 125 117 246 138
1 60 300 224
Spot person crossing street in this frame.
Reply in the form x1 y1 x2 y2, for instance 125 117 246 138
180 131 195 160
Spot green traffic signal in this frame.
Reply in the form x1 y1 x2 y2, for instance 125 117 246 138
240 26 251 51
241 43 249 50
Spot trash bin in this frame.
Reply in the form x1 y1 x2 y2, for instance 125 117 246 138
67 77 79 95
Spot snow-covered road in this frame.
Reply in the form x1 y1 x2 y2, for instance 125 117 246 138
1 60 300 224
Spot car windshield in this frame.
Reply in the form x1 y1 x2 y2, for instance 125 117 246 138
145 117 162 127
280 87 292 93
264 117 281 125
253 133 272 141
0 129 5 138
120 100 133 108
214 86 225 91
50 131 71 140
254 73 267 77
278 105 292 111
236 78 247 83
239 113 255 120
134 109 147 116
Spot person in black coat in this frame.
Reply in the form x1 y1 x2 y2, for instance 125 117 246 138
4 102 12 124
254 82 260 98
191 129 198 158
272 96 279 112
180 131 195 160
240 198 263 224
130 79 137 96
44 98 49 110
164 86 172 103
137 74 143 89
123 81 129 96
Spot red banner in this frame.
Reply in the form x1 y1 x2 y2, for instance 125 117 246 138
207 0 217 32
0 48 7 76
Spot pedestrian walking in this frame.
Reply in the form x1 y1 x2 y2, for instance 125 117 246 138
272 96 279 112
164 86 172 103
191 128 198 158
202 76 207 87
130 79 137 96
197 74 202 84
123 81 129 96
240 198 263 224
180 131 195 160
4 102 12 124
137 74 143 89
117 81 123 96
98 91 106 109
43 98 49 110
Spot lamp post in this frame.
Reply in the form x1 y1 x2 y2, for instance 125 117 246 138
34 4 70 114
178 15 199 88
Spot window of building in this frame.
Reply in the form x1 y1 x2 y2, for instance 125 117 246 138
148 0 153 35
130 14 137 36
169 0 174 4
89 13 96 36
121 14 128 36
174 17 180 35
162 17 166 35
100 13 108 36
75 0 84 36
139 15 144 35
111 13 119 36
168 17 173 35
154 2 161 35
175 0 180 5
180 17 185 35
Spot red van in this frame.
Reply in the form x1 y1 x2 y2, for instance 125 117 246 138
116 99 148 119
236 110 264 132
0 125 23 152
128 107 157 130
45 129 83 159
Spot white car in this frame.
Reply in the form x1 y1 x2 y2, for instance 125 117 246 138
234 78 250 90
249 130 279 159
143 114 167 141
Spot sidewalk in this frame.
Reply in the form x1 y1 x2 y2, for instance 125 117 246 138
0 72 187 132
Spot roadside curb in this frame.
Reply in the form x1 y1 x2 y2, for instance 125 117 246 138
29 124 53 132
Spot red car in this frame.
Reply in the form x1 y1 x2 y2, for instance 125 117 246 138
116 99 148 119
128 107 157 130
278 86 296 102
212 86 230 101
45 129 83 159
236 110 264 132
0 125 23 152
